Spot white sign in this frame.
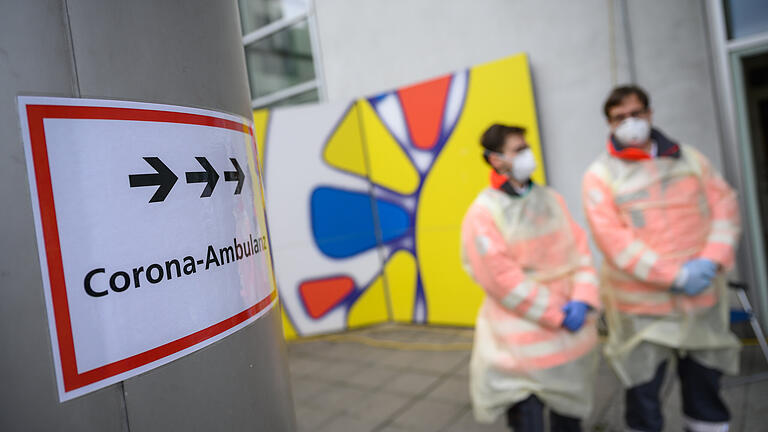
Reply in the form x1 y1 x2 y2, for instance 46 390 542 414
18 96 278 401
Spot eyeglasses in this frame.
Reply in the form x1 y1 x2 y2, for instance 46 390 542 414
609 108 648 123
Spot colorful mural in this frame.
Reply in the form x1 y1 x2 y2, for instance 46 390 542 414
256 54 545 338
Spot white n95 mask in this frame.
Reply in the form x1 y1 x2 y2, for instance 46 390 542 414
511 148 537 182
614 117 651 147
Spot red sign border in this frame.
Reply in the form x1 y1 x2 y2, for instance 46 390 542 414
25 103 277 393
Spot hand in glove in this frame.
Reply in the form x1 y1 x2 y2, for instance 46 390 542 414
672 258 717 296
562 301 589 332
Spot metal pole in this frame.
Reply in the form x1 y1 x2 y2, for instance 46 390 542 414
0 1 295 430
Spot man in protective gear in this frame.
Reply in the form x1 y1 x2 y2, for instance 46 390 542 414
462 124 601 432
582 85 741 432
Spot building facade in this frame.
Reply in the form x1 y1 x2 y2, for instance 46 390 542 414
241 0 768 332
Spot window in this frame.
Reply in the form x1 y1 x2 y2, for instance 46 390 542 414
724 0 768 40
238 0 322 108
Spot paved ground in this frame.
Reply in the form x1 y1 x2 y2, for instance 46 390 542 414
286 324 768 432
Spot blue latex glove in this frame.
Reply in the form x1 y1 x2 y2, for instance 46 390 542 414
562 301 589 332
673 258 717 296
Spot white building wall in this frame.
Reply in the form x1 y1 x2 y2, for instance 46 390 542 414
313 0 724 228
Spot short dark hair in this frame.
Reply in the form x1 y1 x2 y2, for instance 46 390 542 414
481 124 525 164
603 85 650 119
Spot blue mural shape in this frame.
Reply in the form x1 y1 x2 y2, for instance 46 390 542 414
311 187 410 259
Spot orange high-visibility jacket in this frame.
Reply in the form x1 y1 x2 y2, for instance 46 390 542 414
582 139 740 316
461 181 601 372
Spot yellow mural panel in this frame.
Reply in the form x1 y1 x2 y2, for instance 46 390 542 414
359 101 420 195
383 250 418 322
281 304 298 340
347 273 389 329
417 53 545 325
252 109 270 172
323 103 368 177
256 53 545 338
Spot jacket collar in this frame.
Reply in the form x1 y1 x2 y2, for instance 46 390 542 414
490 170 532 197
608 128 681 161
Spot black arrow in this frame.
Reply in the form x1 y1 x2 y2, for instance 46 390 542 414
224 158 245 195
129 157 178 203
185 157 219 198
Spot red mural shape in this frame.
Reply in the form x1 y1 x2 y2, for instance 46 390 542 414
397 74 452 150
300 276 355 319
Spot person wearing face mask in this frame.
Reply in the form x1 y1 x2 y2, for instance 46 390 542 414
461 124 601 432
582 85 741 432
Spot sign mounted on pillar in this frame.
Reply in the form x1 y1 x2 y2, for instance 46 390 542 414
17 96 278 401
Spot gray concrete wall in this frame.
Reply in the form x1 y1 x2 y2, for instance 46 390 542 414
628 0 724 169
313 0 725 229
0 1 295 430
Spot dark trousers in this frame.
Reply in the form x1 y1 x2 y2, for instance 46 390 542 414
625 356 730 432
506 395 581 432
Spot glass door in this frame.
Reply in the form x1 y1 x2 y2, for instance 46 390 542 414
731 44 768 328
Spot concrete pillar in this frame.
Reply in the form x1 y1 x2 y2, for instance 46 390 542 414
0 1 295 430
